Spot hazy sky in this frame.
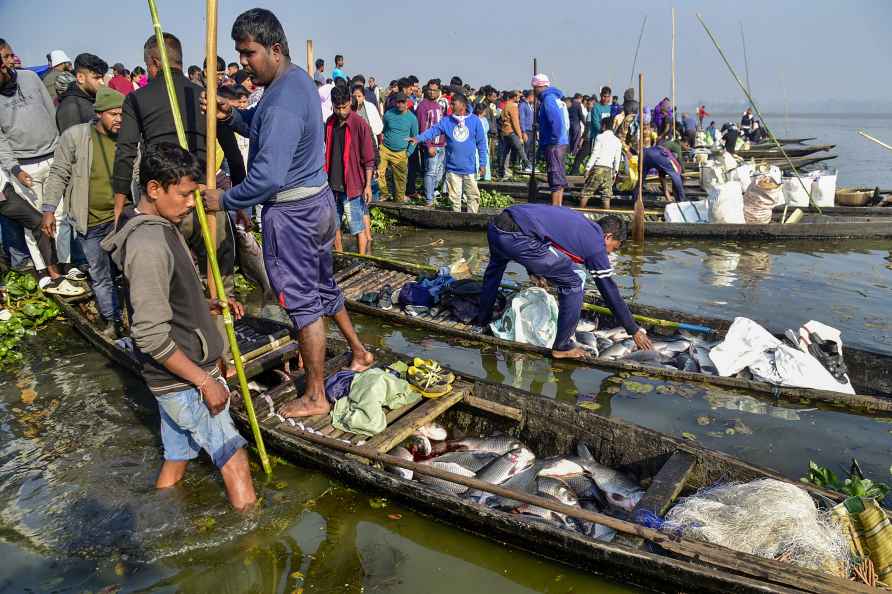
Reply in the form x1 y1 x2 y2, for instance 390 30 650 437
2 0 890 110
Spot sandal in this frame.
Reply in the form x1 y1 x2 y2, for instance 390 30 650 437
43 278 86 297
66 267 87 282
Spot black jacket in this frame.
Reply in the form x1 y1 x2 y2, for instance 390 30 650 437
56 84 95 134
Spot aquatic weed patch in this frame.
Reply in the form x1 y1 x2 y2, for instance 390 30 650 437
0 271 62 366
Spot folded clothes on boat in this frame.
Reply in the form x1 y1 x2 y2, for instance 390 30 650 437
330 368 421 436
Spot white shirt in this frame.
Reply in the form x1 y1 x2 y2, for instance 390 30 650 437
585 130 623 173
319 83 334 122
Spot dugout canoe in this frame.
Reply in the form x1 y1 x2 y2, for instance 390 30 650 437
50 293 875 593
371 201 892 239
731 144 835 159
332 254 892 414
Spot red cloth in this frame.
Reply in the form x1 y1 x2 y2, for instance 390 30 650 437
323 111 375 198
107 75 132 96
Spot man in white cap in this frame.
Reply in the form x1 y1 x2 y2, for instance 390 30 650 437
43 50 72 101
531 73 570 206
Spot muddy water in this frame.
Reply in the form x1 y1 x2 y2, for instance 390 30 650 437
2 227 891 593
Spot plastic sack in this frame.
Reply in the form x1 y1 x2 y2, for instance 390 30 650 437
490 287 557 348
782 176 812 207
665 200 709 223
707 181 745 224
728 162 754 190
743 176 782 224
700 160 725 193
810 172 837 208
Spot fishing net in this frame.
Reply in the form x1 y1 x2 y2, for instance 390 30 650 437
662 479 852 577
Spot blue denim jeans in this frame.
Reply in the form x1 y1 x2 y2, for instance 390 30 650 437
0 214 31 268
422 147 446 205
77 220 120 320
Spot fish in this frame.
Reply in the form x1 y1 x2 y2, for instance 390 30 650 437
575 331 599 349
561 474 604 502
479 462 542 508
537 458 585 479
596 337 614 352
576 319 598 333
596 327 631 341
430 450 499 473
404 434 432 457
448 435 526 456
417 461 475 494
515 503 576 531
575 444 644 512
600 340 634 360
415 423 448 441
623 350 663 364
693 345 718 375
385 446 414 480
536 477 579 507
673 351 700 373
464 447 536 502
579 500 617 542
652 339 692 354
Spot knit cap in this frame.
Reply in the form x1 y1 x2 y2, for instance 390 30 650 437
94 86 124 112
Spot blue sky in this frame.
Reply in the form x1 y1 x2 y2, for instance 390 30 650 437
2 0 890 110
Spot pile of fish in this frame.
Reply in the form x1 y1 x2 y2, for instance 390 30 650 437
574 320 719 375
386 426 646 543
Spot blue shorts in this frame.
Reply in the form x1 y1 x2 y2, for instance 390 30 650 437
156 385 247 469
334 190 367 235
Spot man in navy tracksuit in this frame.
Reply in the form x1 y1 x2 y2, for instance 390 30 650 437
203 9 373 418
640 145 686 202
477 204 653 359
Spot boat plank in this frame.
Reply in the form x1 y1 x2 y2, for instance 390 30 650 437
365 391 465 453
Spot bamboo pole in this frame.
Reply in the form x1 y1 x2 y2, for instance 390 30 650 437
858 130 892 152
305 40 313 78
632 73 645 242
146 0 272 475
205 0 218 300
695 13 821 220
287 427 870 594
671 7 676 139
527 57 539 200
740 21 751 96
629 16 647 87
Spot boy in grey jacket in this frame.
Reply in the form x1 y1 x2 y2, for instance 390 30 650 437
102 143 255 511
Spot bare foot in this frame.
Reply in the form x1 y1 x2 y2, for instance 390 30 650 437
552 346 589 360
278 395 331 418
348 349 374 372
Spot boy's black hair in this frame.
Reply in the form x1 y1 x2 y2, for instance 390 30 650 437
187 65 201 77
600 85 612 95
407 74 418 84
331 84 351 107
333 76 348 89
227 62 239 69
397 77 410 91
315 58 324 68
351 73 366 84
451 92 467 107
449 76 463 87
232 70 251 85
335 54 343 62
231 8 290 58
203 55 225 72
140 143 202 194
73 53 108 76
350 82 365 95
597 214 628 241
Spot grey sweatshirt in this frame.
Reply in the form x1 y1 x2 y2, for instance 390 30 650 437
102 213 223 395
0 69 59 176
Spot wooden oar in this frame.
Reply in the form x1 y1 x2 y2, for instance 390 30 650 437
146 0 271 475
285 427 869 594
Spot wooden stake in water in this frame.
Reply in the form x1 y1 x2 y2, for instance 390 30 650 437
306 39 313 78
632 72 645 243
146 0 272 476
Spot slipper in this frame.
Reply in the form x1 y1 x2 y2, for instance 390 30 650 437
43 278 86 297
412 357 455 384
379 284 393 310
66 267 87 282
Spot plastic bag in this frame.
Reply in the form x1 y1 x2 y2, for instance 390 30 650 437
664 200 710 223
782 176 812 207
728 162 754 190
490 287 557 348
810 172 837 207
707 181 745 224
700 160 725 193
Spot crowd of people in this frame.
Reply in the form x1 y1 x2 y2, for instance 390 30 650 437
0 8 771 511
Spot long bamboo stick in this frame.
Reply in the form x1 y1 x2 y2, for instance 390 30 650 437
858 130 892 152
205 0 218 300
632 73 645 242
287 427 869 594
695 13 821 221
671 7 676 140
628 16 647 87
527 57 539 200
146 0 272 475
305 40 313 79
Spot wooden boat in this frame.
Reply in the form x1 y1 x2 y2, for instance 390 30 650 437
332 254 892 414
372 201 892 239
51 292 876 593
734 144 835 159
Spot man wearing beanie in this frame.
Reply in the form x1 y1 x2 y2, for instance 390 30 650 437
42 86 126 338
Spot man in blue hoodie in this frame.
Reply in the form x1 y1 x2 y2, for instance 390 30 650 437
532 74 570 206
409 93 487 213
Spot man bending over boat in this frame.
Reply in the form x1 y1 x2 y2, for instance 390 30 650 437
477 205 653 359
102 143 255 510
201 8 373 418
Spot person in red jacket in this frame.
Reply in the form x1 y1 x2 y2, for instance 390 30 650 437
697 104 709 128
325 84 375 255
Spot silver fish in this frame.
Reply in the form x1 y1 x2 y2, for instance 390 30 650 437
579 500 617 542
652 339 692 354
623 350 663 364
538 458 585 479
448 435 525 456
464 447 536 502
385 446 414 480
415 422 448 441
576 319 598 333
516 503 576 531
479 462 542 508
678 329 715 346
536 477 579 507
431 450 498 473
596 327 631 341
575 331 599 348
561 474 603 502
600 340 634 360
693 345 718 375
576 444 644 512
673 351 700 373
418 461 475 494
596 337 614 351
405 434 432 457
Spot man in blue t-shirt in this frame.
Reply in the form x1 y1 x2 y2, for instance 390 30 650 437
477 204 653 359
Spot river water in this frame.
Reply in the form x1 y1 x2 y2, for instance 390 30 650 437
4 114 892 593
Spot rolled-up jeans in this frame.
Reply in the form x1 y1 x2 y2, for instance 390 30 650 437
77 220 120 321
422 147 445 205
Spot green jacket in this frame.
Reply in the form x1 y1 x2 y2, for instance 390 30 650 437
43 121 98 235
